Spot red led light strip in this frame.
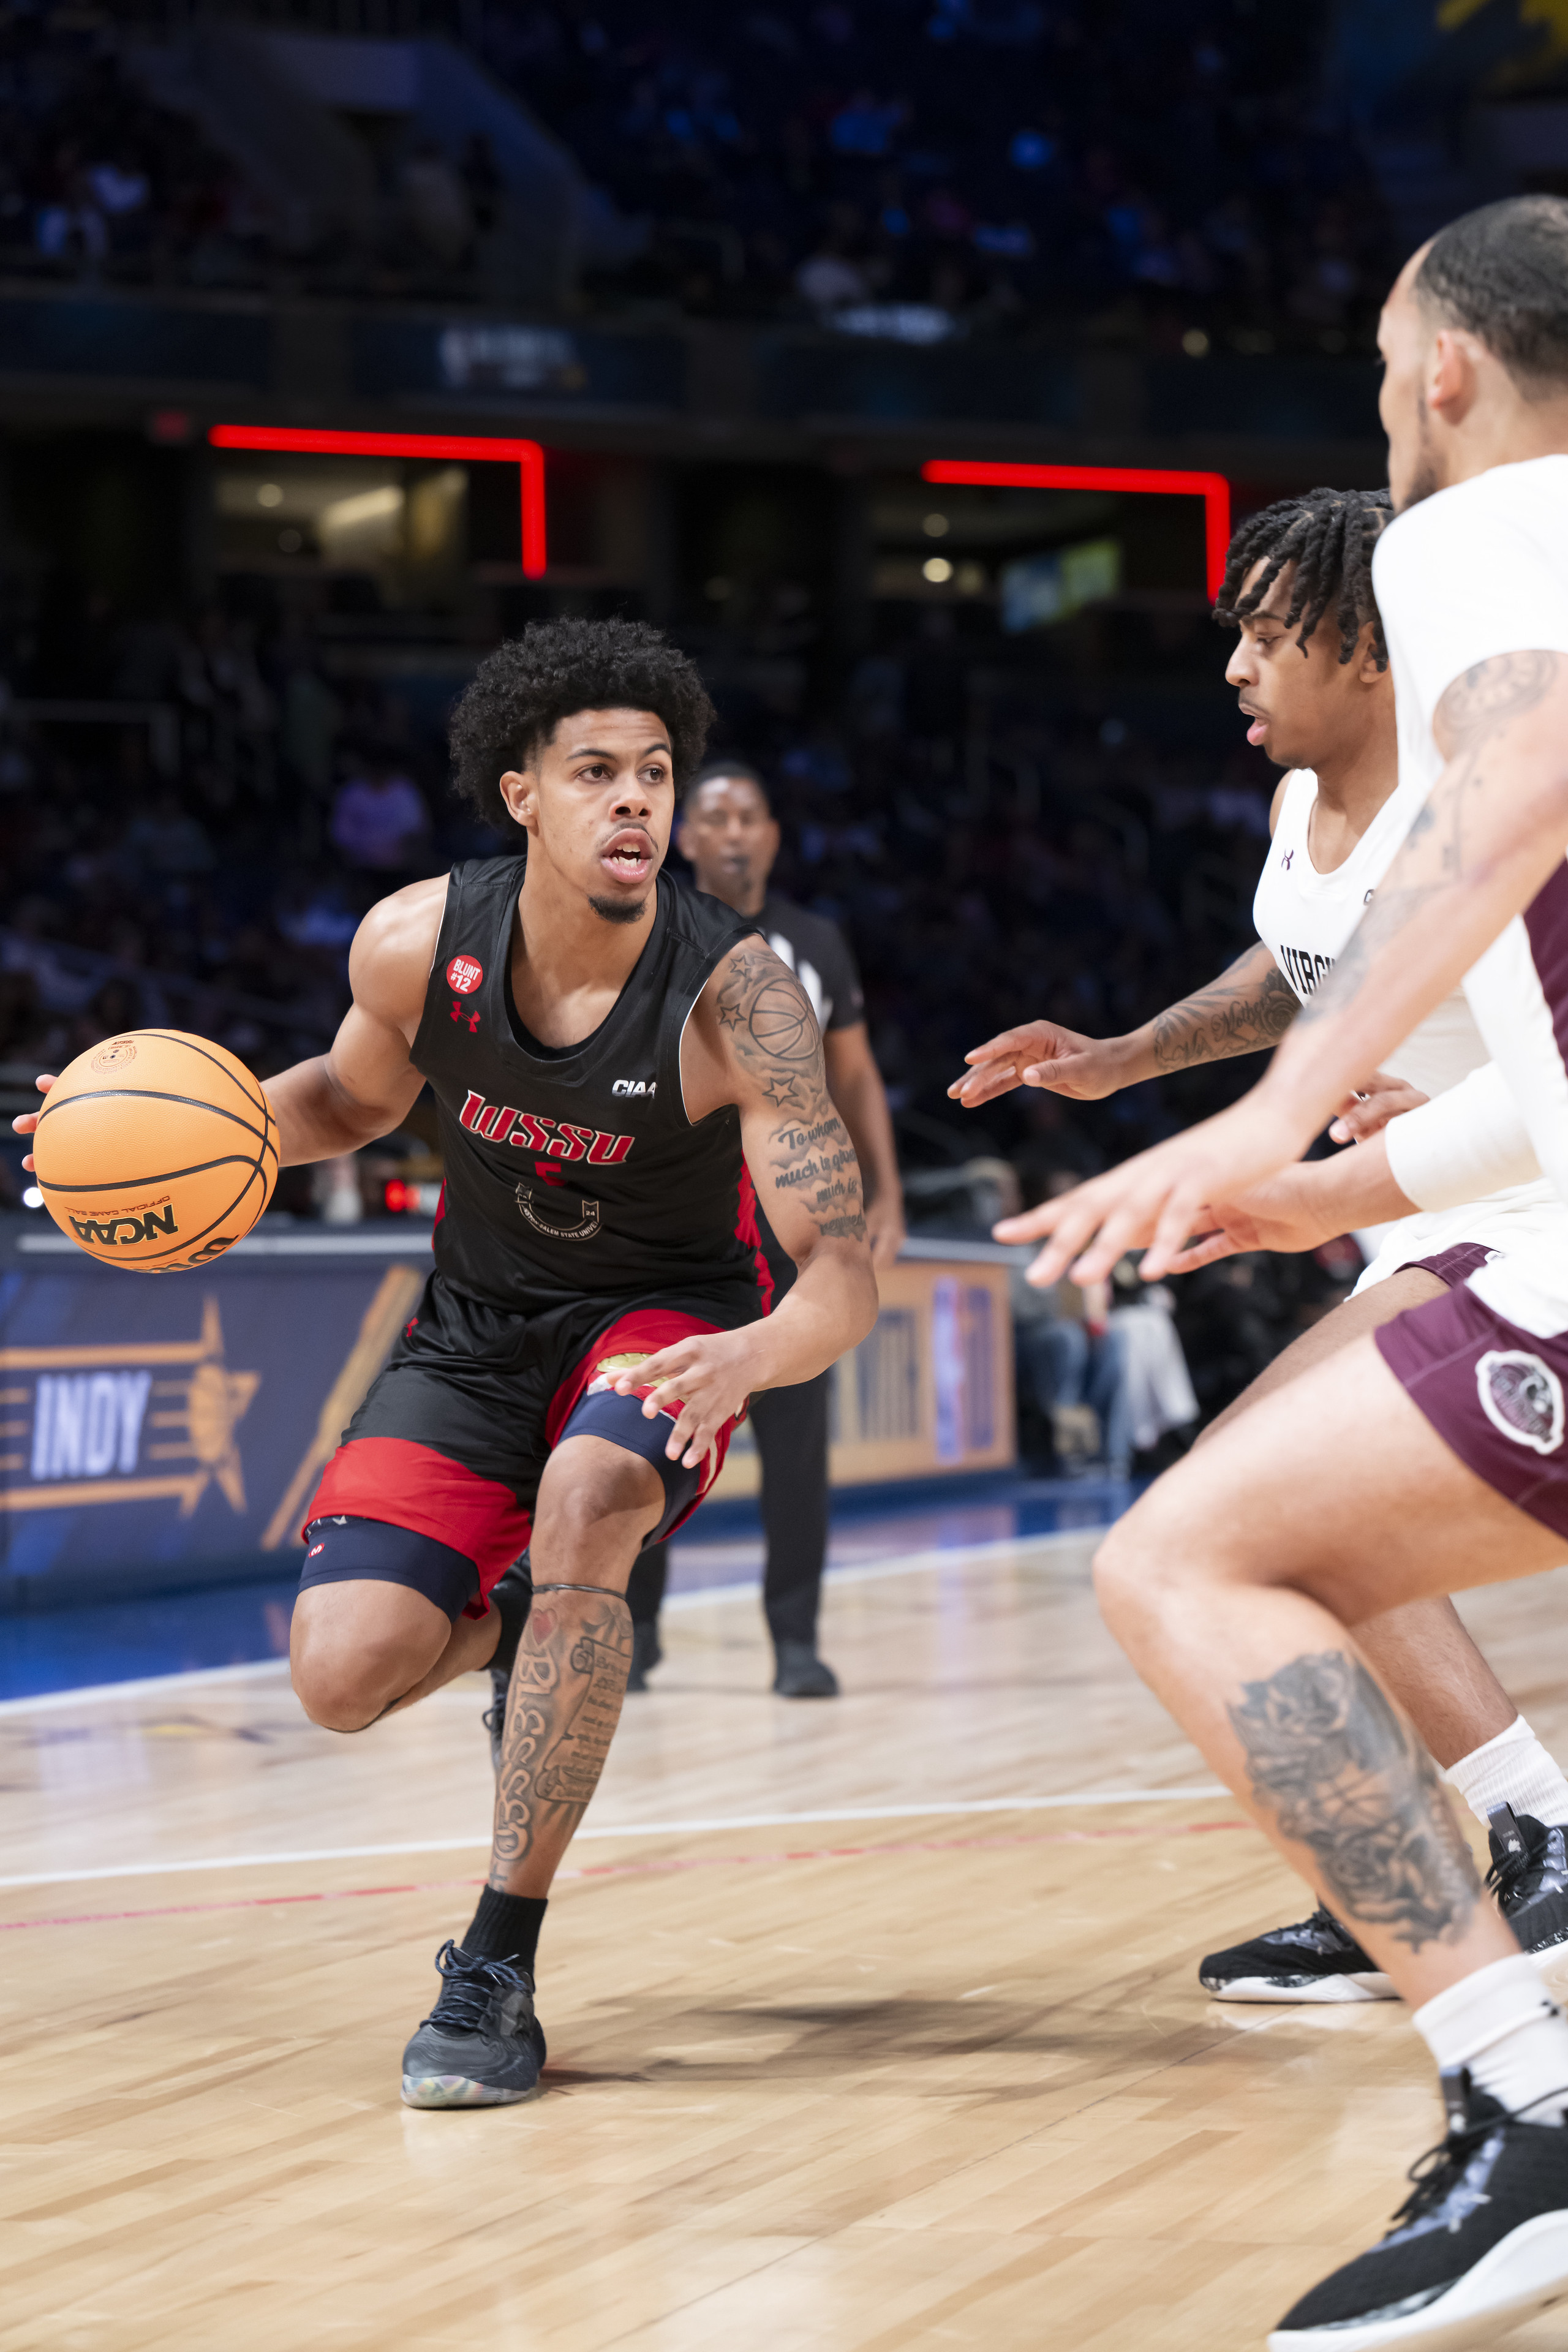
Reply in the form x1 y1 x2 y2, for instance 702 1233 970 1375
209 424 548 578
921 459 1232 601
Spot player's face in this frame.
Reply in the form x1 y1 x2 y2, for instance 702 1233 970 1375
1224 560 1378 769
500 706 673 925
1379 254 1441 513
677 776 780 906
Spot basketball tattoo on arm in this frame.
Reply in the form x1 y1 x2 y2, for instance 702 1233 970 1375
489 1595 633 1888
715 944 867 1243
1227 1649 1479 1953
1150 943 1300 1072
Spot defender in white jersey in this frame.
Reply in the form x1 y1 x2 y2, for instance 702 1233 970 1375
993 198 1568 2348
957 488 1568 2005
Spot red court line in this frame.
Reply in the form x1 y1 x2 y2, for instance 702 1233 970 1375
0 1817 1252 1932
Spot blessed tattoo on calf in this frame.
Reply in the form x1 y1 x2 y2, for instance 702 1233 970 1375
1227 1649 1479 1953
489 1597 633 1889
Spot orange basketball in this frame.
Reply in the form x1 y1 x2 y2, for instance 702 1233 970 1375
32 1030 278 1272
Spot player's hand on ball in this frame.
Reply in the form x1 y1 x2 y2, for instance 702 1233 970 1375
612 1329 757 1469
10 1074 56 1171
992 1096 1310 1286
1329 1069 1428 1145
949 1019 1118 1106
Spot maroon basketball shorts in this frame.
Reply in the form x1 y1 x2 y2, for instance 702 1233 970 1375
300 1271 760 1619
1377 1279 1568 1540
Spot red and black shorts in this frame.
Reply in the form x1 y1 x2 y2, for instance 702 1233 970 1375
298 1271 758 1621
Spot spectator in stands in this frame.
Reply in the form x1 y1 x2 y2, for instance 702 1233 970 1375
330 754 431 874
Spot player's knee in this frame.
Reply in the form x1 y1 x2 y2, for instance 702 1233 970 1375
290 1624 415 1732
540 1442 662 1554
1091 1498 1199 1643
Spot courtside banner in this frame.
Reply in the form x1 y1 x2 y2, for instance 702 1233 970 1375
0 1231 1017 1606
0 1229 426 1608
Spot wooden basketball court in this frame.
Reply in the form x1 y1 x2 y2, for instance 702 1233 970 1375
7 1528 1568 2352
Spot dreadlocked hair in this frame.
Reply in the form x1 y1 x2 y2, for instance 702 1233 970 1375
1214 486 1392 668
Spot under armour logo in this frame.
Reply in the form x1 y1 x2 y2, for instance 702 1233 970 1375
451 999 480 1030
1281 850 1294 869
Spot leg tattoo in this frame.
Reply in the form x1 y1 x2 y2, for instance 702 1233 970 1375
489 1593 633 1890
1227 1650 1480 1954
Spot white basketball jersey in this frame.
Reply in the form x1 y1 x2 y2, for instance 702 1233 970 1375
1252 768 1489 1100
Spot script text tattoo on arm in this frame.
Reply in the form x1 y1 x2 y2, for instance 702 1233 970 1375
1227 1649 1479 1953
1298 650 1564 1025
717 946 867 1243
1150 943 1300 1071
489 1597 632 1887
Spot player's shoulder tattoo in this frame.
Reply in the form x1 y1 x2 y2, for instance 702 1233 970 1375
712 941 821 1111
1436 649 1562 755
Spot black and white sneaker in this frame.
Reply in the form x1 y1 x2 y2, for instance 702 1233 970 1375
1199 1904 1394 2003
1270 2073 1568 2348
401 1941 547 2109
1489 1805 1568 1958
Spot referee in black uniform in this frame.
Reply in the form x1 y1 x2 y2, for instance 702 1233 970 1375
625 758 906 1696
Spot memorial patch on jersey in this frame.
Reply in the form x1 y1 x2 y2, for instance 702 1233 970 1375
458 1088 635 1166
1278 943 1335 998
1477 1348 1566 1456
447 954 484 995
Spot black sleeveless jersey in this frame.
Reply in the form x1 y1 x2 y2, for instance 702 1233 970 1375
412 859 767 1314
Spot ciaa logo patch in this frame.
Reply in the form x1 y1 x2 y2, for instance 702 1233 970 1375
1476 1349 1566 1456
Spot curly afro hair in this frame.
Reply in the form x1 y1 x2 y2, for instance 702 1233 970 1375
449 617 716 829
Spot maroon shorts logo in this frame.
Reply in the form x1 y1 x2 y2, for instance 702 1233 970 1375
447 954 484 996
1477 1348 1565 1456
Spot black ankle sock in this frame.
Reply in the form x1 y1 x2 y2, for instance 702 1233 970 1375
460 1886 548 1972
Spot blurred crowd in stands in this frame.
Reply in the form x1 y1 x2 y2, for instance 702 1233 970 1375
492 0 1392 350
1 1 1392 353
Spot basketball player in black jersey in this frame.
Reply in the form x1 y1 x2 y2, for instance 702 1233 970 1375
216 620 878 2105
625 756 907 1698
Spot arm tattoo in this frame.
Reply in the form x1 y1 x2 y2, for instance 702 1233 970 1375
1227 1650 1479 1954
489 1594 632 1889
1150 944 1299 1071
716 944 867 1243
1299 649 1564 1028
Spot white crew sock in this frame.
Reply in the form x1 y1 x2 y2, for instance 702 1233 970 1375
1446 1713 1568 1830
1415 1953 1568 2124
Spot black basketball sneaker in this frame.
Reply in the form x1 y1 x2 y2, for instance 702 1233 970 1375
1489 1805 1568 1957
1270 2073 1568 2348
401 1941 547 2108
1199 1904 1394 2003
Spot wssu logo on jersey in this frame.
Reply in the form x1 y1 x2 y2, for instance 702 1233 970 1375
458 1090 635 1164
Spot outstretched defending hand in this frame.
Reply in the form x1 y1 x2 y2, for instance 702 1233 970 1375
1328 1069 1428 1145
993 1095 1310 1286
949 1018 1123 1107
611 1327 762 1471
10 1072 55 1170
